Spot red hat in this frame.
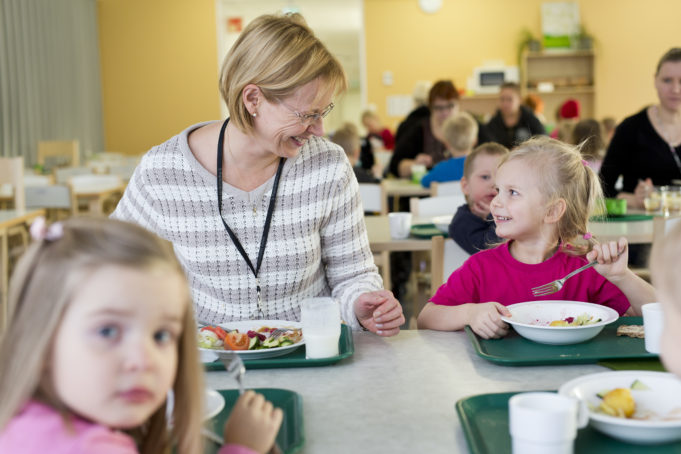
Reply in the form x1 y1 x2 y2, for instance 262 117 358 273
559 99 580 119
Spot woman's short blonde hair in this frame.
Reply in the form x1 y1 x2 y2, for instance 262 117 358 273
499 136 604 255
219 13 347 134
0 217 203 454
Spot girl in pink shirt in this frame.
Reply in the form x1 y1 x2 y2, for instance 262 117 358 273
418 136 656 338
0 217 281 454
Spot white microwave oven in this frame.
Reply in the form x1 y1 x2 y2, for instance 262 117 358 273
466 63 519 94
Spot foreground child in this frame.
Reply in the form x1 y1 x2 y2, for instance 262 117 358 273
448 142 509 254
0 217 282 454
650 220 681 376
418 137 656 338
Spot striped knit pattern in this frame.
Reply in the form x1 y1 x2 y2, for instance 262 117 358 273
112 122 382 330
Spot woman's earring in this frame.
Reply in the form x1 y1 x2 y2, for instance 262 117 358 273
252 111 257 117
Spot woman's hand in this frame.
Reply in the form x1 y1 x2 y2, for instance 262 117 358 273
414 153 433 167
354 289 405 336
622 178 654 209
223 390 283 454
468 302 511 339
587 237 628 282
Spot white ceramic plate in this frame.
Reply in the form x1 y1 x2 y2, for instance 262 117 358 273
432 215 453 233
500 300 619 345
199 320 304 361
559 371 681 444
204 388 225 420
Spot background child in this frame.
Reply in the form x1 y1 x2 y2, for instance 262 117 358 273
331 123 379 183
0 217 282 454
572 118 606 173
361 109 395 150
650 221 681 376
420 112 478 188
448 142 509 255
418 137 656 338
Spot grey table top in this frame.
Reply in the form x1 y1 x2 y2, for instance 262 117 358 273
205 329 607 453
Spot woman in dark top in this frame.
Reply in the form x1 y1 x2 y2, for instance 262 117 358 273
600 48 681 208
486 82 546 149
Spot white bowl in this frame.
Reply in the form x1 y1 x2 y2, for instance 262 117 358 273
432 215 452 233
559 371 681 444
500 301 619 345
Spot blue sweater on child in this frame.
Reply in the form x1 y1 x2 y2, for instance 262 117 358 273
420 156 466 188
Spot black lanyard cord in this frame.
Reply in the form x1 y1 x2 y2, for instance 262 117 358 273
216 119 285 317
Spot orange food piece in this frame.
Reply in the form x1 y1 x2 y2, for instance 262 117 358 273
224 332 249 350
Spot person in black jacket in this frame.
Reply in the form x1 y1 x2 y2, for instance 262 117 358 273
486 82 546 149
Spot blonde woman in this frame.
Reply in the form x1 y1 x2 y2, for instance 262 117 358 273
112 14 404 335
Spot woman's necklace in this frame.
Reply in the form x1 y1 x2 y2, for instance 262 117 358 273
655 105 681 175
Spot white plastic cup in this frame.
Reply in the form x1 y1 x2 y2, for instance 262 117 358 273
642 302 664 354
388 212 412 239
509 392 588 454
300 297 341 359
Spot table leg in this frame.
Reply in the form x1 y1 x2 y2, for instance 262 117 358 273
1 229 8 331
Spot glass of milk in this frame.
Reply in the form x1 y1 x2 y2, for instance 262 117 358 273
301 297 341 359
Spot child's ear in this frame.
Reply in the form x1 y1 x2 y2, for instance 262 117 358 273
544 198 566 224
460 176 470 195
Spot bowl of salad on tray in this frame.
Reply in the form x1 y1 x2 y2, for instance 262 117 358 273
559 371 681 444
198 320 304 360
500 300 619 345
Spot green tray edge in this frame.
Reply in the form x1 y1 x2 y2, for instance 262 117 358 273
456 391 681 454
465 317 659 367
206 388 304 454
204 324 354 371
410 223 449 238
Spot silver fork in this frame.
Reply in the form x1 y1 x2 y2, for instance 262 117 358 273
531 260 598 296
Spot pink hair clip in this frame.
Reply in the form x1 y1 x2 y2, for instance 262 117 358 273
583 232 592 240
581 159 589 166
30 217 64 242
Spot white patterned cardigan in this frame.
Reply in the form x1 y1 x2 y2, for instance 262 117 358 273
112 122 382 330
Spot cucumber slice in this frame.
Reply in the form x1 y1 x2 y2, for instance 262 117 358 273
262 336 281 348
630 379 650 390
248 336 259 350
279 340 293 347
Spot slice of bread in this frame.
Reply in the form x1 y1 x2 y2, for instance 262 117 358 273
616 324 645 338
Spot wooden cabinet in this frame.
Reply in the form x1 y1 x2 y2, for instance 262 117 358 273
521 50 596 120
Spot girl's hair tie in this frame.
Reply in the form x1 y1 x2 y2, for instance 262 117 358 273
583 232 592 240
30 217 64 242
581 159 589 166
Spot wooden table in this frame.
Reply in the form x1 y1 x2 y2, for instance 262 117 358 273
365 215 434 252
205 329 608 453
382 179 431 212
73 184 126 215
0 209 45 330
589 218 653 244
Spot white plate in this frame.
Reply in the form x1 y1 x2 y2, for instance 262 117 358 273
204 388 225 420
559 371 681 444
199 320 304 361
500 300 619 345
432 215 453 233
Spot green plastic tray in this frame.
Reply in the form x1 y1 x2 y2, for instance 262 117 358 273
465 317 660 366
204 323 354 371
456 391 681 454
205 388 304 454
410 223 448 238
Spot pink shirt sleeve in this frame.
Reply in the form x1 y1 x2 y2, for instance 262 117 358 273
218 443 260 454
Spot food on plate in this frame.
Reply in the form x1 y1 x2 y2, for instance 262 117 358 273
616 324 645 338
548 313 601 327
599 388 636 418
198 325 303 351
596 380 650 419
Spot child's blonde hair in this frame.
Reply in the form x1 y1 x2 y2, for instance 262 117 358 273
0 217 203 454
331 122 360 157
442 112 478 153
499 136 604 255
462 142 509 181
651 220 681 303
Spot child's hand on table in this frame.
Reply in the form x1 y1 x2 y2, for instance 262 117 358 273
468 302 511 339
223 390 283 454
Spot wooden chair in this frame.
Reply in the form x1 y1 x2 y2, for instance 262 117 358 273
69 174 124 216
53 166 93 184
358 182 387 215
409 194 466 218
430 181 463 197
25 185 75 219
430 238 470 291
0 157 25 211
37 140 80 170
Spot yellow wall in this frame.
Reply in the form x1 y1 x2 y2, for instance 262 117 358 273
364 0 681 130
98 0 220 153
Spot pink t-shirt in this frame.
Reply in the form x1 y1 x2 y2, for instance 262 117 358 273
430 242 630 315
0 401 256 454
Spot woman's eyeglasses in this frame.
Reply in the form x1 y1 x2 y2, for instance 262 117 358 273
280 101 335 126
431 103 456 112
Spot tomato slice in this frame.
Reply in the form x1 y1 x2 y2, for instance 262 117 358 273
224 332 249 350
200 326 228 340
